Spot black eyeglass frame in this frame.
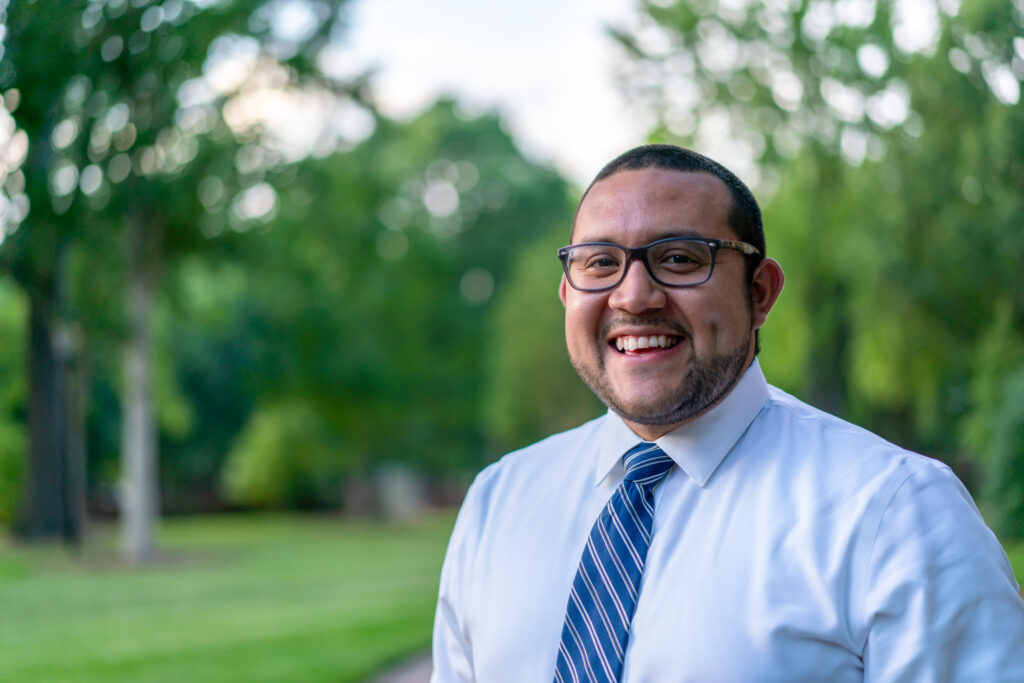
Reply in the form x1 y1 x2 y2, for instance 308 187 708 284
557 236 761 292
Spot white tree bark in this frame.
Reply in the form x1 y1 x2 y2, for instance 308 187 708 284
121 211 159 563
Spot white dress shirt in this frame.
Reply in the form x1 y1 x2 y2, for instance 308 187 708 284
431 361 1024 682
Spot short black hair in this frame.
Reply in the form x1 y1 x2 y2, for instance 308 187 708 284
575 144 765 266
574 144 766 354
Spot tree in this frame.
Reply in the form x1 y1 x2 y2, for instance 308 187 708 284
615 0 1024 528
0 0 365 559
484 228 604 454
212 99 578 508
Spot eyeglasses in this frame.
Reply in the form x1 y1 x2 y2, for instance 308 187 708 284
557 236 761 292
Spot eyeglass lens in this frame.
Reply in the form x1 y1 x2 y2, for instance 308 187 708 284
564 239 713 290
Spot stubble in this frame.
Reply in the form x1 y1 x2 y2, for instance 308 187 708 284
570 325 751 426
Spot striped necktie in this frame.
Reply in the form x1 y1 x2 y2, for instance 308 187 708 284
554 443 675 683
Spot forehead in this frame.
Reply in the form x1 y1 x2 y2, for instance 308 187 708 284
574 168 736 245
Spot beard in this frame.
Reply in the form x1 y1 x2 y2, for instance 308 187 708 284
570 326 752 427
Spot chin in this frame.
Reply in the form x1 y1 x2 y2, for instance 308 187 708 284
609 399 690 427
591 351 750 427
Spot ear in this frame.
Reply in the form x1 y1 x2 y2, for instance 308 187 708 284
749 258 784 330
559 274 568 307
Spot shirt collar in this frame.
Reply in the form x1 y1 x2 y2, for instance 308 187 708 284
594 359 770 488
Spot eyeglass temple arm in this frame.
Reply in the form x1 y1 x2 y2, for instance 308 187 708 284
719 240 761 257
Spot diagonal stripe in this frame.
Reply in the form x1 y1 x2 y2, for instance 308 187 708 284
569 588 615 678
610 489 651 552
584 539 630 630
557 641 580 683
594 523 637 608
616 486 648 539
636 485 656 519
565 612 600 682
554 443 675 682
571 606 616 683
569 589 614 679
609 493 648 561
615 486 652 545
578 554 625 652
575 563 622 660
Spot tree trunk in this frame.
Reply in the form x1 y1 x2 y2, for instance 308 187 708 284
66 338 89 544
22 289 69 539
121 209 160 563
19 241 84 544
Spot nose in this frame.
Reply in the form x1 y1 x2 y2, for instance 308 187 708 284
607 259 667 313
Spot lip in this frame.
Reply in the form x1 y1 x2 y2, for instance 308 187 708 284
605 326 680 342
606 327 687 357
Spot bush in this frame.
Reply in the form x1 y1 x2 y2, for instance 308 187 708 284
983 366 1024 540
0 418 26 526
220 400 351 509
0 280 27 526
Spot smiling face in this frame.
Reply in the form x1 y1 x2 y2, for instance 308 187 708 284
560 167 783 440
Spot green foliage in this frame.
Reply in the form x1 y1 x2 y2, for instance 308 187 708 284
1004 540 1024 586
6 0 1017 524
963 301 1024 458
982 367 1024 539
1 0 354 285
0 0 370 521
0 277 27 524
0 0 364 505
484 229 604 454
157 100 577 508
222 400 348 509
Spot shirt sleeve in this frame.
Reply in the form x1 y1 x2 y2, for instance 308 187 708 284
860 461 1024 681
431 471 491 683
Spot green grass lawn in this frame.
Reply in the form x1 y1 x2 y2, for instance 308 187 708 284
0 512 456 683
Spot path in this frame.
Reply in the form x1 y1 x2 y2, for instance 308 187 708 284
367 652 431 683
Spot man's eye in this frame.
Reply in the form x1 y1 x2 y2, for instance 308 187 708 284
583 255 620 270
659 250 705 271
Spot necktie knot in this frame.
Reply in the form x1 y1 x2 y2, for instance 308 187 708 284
622 442 674 486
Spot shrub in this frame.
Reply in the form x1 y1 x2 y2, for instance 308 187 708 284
221 400 350 509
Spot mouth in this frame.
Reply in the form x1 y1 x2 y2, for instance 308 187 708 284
612 334 683 354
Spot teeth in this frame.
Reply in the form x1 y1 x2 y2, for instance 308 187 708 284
614 335 679 352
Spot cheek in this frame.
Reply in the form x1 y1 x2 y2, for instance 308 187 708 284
712 305 754 347
685 290 752 347
564 295 601 331
563 298 608 359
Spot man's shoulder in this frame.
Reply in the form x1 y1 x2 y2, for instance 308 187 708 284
452 415 607 536
755 383 955 489
473 414 606 488
764 383 910 450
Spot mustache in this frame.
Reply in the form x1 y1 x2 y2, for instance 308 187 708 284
600 316 690 339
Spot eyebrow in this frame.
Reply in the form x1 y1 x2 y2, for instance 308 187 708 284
573 229 706 244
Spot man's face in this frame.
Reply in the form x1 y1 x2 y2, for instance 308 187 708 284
560 167 761 439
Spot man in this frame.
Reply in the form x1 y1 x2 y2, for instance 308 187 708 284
430 144 1024 681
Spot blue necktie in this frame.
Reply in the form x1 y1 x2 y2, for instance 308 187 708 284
554 443 675 683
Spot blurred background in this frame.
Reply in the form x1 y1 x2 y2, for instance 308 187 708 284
1 0 1022 680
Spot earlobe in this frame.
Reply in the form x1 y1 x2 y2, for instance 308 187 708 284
750 258 784 329
559 275 568 308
